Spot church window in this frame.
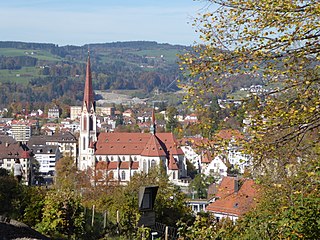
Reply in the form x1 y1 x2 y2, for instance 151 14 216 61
122 156 125 161
121 171 126 180
143 160 147 173
83 137 86 150
151 159 156 168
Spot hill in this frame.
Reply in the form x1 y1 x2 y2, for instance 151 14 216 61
0 41 190 107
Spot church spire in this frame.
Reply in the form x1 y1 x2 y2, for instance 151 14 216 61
150 108 156 135
83 50 94 111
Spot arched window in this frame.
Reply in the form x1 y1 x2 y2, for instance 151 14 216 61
121 171 126 180
122 156 125 161
143 160 147 173
111 156 114 161
151 159 156 168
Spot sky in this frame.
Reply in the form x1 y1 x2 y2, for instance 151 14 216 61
0 0 209 46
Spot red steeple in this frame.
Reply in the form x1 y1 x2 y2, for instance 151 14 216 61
83 51 94 111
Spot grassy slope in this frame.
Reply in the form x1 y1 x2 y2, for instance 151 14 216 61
0 45 181 84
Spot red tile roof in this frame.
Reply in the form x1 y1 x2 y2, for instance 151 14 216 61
140 135 166 157
95 132 184 157
119 161 130 169
168 153 179 170
206 176 259 216
215 129 243 140
131 161 139 169
107 162 118 170
96 160 140 170
201 151 212 163
0 136 31 159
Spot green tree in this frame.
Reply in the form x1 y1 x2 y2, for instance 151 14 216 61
36 189 85 239
95 167 192 238
0 170 20 217
165 106 179 132
55 155 78 190
189 173 215 199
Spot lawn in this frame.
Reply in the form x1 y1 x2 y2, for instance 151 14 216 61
0 48 62 61
0 67 41 84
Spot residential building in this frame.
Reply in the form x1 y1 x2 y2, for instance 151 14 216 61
11 122 32 143
206 176 259 222
0 135 32 184
29 131 77 160
48 106 60 119
30 144 60 175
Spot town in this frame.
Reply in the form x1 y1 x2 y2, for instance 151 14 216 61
0 0 319 239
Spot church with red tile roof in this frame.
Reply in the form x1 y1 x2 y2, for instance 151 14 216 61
78 53 187 184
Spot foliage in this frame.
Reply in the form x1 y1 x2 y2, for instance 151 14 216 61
181 0 320 157
177 212 234 240
179 0 320 239
91 167 192 238
55 155 78 190
0 41 187 108
36 189 85 239
165 105 180 132
189 173 216 199
0 173 20 217
19 186 46 227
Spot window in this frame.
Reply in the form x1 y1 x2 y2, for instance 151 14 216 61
151 159 156 168
121 171 126 180
143 160 147 173
172 171 175 179
122 156 125 161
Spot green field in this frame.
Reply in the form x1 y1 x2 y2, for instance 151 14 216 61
0 67 41 84
0 48 62 61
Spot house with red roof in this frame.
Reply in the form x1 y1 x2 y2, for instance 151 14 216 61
206 176 259 222
0 135 32 184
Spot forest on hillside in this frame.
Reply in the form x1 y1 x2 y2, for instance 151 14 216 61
0 41 189 108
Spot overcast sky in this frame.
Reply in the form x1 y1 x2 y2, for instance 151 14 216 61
0 0 209 46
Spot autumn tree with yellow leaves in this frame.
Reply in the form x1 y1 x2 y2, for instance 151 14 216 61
178 0 320 239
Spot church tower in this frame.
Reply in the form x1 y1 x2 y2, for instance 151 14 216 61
78 51 97 170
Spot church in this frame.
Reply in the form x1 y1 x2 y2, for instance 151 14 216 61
78 53 188 185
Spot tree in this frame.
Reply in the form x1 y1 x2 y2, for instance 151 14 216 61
55 155 78 190
36 189 85 239
189 173 215 199
180 0 320 238
181 0 320 158
165 106 179 132
95 167 192 238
